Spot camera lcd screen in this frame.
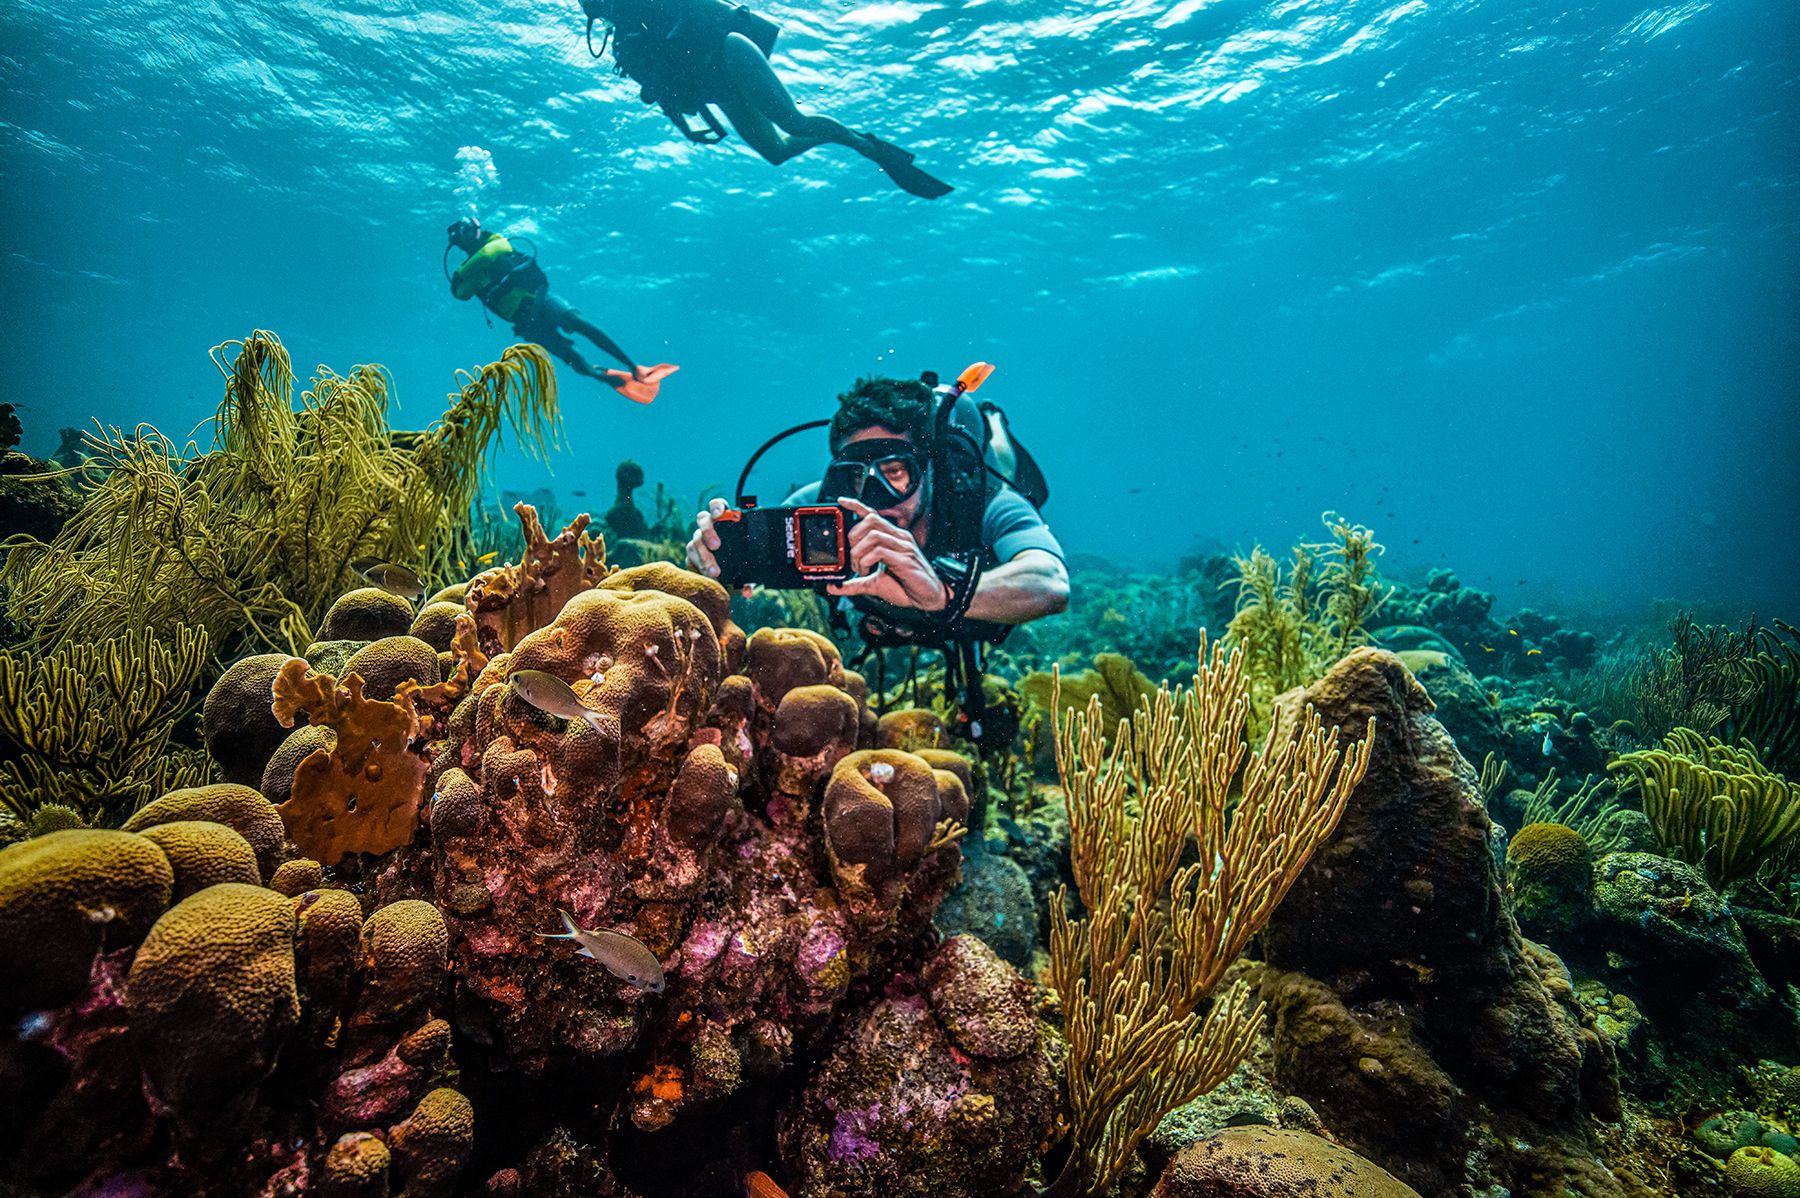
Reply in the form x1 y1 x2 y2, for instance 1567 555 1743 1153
796 509 843 567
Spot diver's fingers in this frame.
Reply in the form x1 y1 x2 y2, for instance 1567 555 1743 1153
848 526 916 569
708 497 728 517
695 510 722 552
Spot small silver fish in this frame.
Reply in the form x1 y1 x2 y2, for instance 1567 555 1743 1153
511 670 606 730
537 909 665 993
359 560 426 601
1542 731 1555 757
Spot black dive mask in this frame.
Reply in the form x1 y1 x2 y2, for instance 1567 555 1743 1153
447 217 481 250
821 438 923 510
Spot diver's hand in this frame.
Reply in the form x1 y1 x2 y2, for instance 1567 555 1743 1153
827 497 947 611
687 499 753 597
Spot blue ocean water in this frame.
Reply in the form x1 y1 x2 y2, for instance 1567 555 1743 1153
3 0 1795 617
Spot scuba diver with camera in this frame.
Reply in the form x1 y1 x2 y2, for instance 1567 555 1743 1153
578 0 953 199
445 217 678 404
686 367 1067 746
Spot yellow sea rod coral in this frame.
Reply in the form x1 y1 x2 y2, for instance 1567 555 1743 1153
0 828 174 1012
134 820 261 899
1610 730 1800 885
1049 632 1372 1197
124 883 300 1135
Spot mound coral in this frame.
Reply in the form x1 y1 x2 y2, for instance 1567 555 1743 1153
1048 632 1371 1196
125 782 288 879
0 625 211 827
1506 822 1594 940
0 827 174 1012
124 882 300 1139
134 819 262 899
1610 730 1800 886
203 652 297 788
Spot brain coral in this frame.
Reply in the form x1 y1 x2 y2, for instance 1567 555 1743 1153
1149 1125 1422 1198
409 600 466 652
262 724 337 805
323 1131 391 1198
0 828 174 1012
343 635 442 701
134 820 261 899
124 882 300 1136
1725 1146 1800 1198
358 899 450 1023
124 783 287 880
1506 822 1594 940
389 1087 476 1198
320 586 415 641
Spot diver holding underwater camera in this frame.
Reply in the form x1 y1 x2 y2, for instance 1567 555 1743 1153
686 366 1068 745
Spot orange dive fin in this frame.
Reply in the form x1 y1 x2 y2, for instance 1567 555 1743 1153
954 361 995 396
604 363 679 405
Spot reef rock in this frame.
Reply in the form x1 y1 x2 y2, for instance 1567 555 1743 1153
1260 648 1623 1198
1150 1125 1421 1198
779 934 1058 1198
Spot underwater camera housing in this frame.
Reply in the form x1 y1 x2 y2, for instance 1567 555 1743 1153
711 499 857 588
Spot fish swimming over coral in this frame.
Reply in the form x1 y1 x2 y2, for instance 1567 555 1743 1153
356 559 426 601
536 909 665 993
510 668 606 731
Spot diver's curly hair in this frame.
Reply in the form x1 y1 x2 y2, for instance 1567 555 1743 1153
829 376 935 453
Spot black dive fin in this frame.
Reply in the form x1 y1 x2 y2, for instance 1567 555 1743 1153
863 133 953 199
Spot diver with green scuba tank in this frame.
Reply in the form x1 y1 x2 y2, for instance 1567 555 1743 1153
580 0 953 199
445 217 677 404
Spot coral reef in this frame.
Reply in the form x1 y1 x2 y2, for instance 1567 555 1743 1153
1506 821 1594 941
778 935 1058 1198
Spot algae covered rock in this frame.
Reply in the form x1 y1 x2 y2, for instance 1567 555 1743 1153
0 827 174 1012
1149 1125 1422 1198
780 935 1057 1198
124 882 300 1137
936 839 1039 967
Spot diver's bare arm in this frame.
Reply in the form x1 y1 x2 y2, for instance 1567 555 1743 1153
962 549 1069 625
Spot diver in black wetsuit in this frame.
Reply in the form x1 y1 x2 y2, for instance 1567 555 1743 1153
580 0 953 199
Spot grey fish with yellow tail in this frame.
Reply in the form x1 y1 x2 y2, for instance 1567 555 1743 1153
537 909 665 993
511 669 607 731
357 559 427 601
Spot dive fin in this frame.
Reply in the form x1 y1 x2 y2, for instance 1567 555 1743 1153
862 134 953 199
604 363 679 405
